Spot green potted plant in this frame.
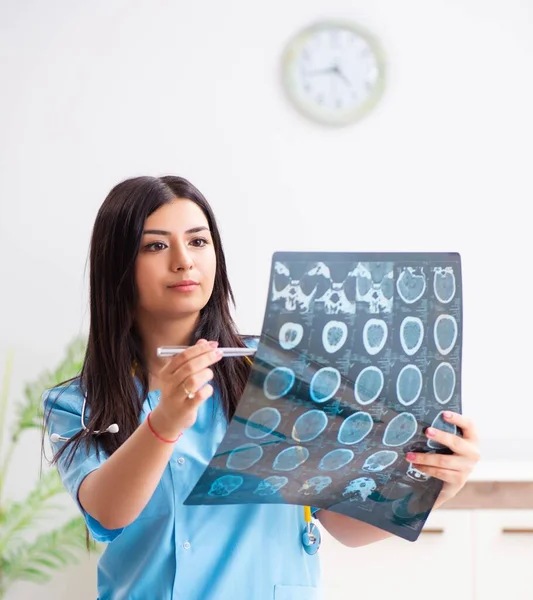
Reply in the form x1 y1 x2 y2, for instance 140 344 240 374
0 337 96 598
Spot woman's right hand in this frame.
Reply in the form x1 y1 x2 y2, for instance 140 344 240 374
151 339 223 436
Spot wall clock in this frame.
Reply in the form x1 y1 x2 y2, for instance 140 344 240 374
281 20 387 126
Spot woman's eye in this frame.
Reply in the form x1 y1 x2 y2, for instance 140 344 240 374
190 237 209 247
145 242 167 252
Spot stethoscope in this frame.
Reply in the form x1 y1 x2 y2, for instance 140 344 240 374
49 394 119 443
302 505 321 555
50 367 321 554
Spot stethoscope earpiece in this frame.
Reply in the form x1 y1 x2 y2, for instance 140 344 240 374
49 394 119 443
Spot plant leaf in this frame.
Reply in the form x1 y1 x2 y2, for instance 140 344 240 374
2 516 89 586
0 335 93 597
0 468 66 555
15 336 86 432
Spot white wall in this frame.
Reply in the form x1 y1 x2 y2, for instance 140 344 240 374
1 0 532 598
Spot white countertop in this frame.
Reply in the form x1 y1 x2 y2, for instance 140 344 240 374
468 460 533 482
462 439 533 481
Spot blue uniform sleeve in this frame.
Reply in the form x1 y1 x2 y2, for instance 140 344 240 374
311 507 321 518
43 382 124 543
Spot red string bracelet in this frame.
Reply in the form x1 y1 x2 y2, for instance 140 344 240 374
146 411 182 444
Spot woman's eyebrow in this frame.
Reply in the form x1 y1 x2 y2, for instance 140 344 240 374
143 226 209 236
185 226 210 234
143 229 171 236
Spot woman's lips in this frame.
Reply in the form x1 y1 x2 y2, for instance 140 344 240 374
168 280 199 292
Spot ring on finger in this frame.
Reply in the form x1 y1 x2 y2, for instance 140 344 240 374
183 384 196 399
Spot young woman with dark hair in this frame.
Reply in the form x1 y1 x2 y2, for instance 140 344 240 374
43 175 480 600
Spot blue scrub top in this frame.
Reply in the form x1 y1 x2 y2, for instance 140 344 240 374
43 381 321 600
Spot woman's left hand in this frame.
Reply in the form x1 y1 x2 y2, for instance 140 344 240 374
405 411 480 505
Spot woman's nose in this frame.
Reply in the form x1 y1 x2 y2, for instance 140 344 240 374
171 246 193 272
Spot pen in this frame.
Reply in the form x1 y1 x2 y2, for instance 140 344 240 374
157 346 257 358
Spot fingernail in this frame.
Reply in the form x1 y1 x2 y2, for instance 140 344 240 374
406 452 416 461
426 427 436 437
444 411 453 420
215 349 223 357
209 341 219 348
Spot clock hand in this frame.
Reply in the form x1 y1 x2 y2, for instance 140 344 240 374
305 66 336 77
332 65 352 88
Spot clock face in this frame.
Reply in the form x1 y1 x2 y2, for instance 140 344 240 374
281 21 386 126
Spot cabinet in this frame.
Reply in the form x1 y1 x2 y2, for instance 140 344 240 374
319 510 533 600
320 510 474 600
473 510 533 599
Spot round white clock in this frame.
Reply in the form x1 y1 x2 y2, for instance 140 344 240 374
281 20 387 127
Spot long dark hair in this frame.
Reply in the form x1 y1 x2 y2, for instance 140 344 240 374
50 175 251 464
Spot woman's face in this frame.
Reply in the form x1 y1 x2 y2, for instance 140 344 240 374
135 199 217 321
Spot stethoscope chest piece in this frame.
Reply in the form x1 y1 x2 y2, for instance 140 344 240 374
301 522 321 555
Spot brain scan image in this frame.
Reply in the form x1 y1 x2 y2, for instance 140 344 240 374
264 367 296 400
186 252 462 543
245 407 282 440
355 262 394 313
391 496 416 519
279 322 304 350
273 446 310 471
208 475 244 497
314 263 357 315
342 477 377 501
362 318 388 355
396 266 426 304
318 449 355 471
433 267 456 304
396 364 423 406
271 261 330 313
292 410 329 442
322 320 348 353
434 314 458 356
427 411 457 449
382 412 418 447
362 450 398 473
253 476 289 497
310 367 341 403
400 316 424 356
226 444 264 471
406 463 430 482
299 476 333 495
433 362 456 404
354 366 384 405
337 411 373 445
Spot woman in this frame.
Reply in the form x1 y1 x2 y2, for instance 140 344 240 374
43 175 480 600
